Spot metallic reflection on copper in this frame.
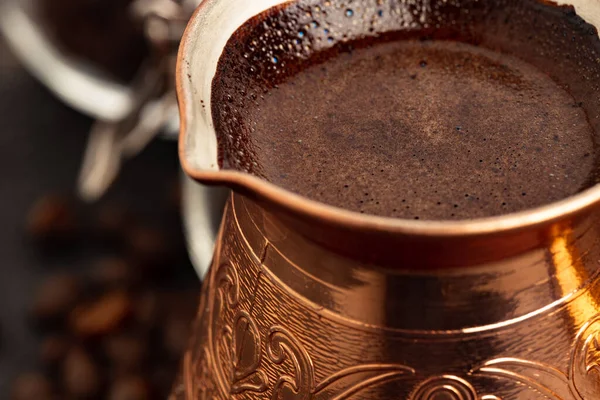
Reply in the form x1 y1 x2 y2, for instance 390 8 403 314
173 0 600 397
169 193 600 400
550 227 600 328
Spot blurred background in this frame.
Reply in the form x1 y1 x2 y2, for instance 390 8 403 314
0 0 206 398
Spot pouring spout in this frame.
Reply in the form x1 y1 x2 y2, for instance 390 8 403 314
177 0 290 184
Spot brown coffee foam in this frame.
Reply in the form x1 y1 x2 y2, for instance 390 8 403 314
212 0 600 220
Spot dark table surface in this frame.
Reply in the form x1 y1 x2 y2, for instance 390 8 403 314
0 34 188 395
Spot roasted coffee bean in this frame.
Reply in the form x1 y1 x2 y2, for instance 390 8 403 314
63 347 101 398
163 314 191 359
133 290 161 329
18 174 201 400
90 257 136 289
40 335 69 367
163 291 198 320
25 195 78 244
94 203 137 244
127 226 172 271
104 333 147 372
108 376 150 400
31 274 81 323
11 372 55 400
151 365 179 398
70 291 131 337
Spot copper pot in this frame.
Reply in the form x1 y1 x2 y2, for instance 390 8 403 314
173 0 600 398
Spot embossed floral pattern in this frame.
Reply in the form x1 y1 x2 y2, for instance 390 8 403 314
184 259 600 400
409 375 478 400
471 315 600 400
195 262 415 399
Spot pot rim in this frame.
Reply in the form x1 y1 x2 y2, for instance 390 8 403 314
177 0 600 238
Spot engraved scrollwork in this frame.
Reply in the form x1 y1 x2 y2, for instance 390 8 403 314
230 310 268 394
471 314 600 400
313 363 415 400
190 253 600 400
201 261 417 400
214 262 240 309
471 357 569 400
584 335 600 374
266 325 415 400
208 262 239 397
409 375 478 400
266 325 314 400
184 347 217 400
209 262 268 397
568 315 600 400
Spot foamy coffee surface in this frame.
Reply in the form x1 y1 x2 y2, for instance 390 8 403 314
211 0 600 220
